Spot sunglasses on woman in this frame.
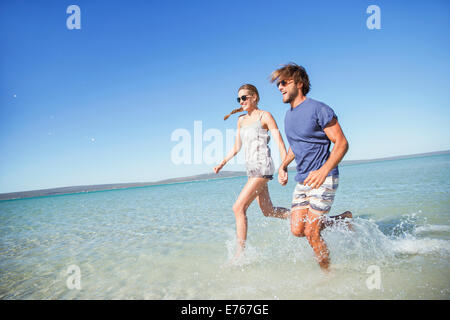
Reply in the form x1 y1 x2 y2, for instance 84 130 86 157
237 95 252 103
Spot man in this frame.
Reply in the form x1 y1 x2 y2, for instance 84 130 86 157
271 63 351 271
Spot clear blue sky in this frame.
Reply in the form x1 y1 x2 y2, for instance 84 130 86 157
1 0 449 193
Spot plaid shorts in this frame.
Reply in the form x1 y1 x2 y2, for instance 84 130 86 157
291 176 339 214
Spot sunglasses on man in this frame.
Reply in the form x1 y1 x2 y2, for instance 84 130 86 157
276 79 293 88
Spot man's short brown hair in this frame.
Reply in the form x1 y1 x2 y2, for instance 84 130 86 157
270 63 311 96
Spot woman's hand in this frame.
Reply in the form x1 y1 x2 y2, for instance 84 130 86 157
278 166 288 185
214 160 226 174
278 147 294 186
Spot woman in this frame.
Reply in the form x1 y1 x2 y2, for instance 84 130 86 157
213 84 290 261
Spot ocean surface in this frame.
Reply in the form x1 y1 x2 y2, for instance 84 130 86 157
1 154 449 299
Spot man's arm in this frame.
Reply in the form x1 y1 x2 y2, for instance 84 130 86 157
303 117 348 188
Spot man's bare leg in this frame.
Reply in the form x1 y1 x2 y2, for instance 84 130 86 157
290 207 308 237
305 210 330 271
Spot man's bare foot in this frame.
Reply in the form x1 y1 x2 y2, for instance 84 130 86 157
319 259 330 273
323 211 354 230
332 211 352 220
335 211 354 231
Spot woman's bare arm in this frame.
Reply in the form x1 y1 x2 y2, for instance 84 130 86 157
214 117 243 173
262 111 287 161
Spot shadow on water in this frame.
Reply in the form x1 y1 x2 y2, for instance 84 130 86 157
375 214 422 238
329 212 450 262
345 212 427 238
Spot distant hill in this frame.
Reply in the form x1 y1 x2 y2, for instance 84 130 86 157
0 171 246 201
1 150 448 201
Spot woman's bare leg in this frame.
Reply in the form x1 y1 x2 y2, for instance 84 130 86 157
231 177 270 260
256 183 290 219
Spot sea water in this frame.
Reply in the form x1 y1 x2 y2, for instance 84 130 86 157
0 154 449 299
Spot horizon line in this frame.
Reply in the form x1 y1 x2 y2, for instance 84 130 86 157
1 149 449 201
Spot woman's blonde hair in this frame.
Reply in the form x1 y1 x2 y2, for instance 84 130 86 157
224 84 260 120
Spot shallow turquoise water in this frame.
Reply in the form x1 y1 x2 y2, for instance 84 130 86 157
0 154 449 299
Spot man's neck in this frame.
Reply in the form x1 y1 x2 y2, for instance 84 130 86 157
290 94 307 109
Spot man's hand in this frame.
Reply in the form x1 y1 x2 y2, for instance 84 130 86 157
303 168 328 189
278 166 288 186
278 147 295 186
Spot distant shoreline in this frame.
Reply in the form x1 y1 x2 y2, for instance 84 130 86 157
1 150 449 201
338 150 450 165
0 171 247 201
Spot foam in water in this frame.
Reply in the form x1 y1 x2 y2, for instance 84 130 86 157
223 229 264 267
392 236 450 255
223 213 450 271
414 225 450 234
